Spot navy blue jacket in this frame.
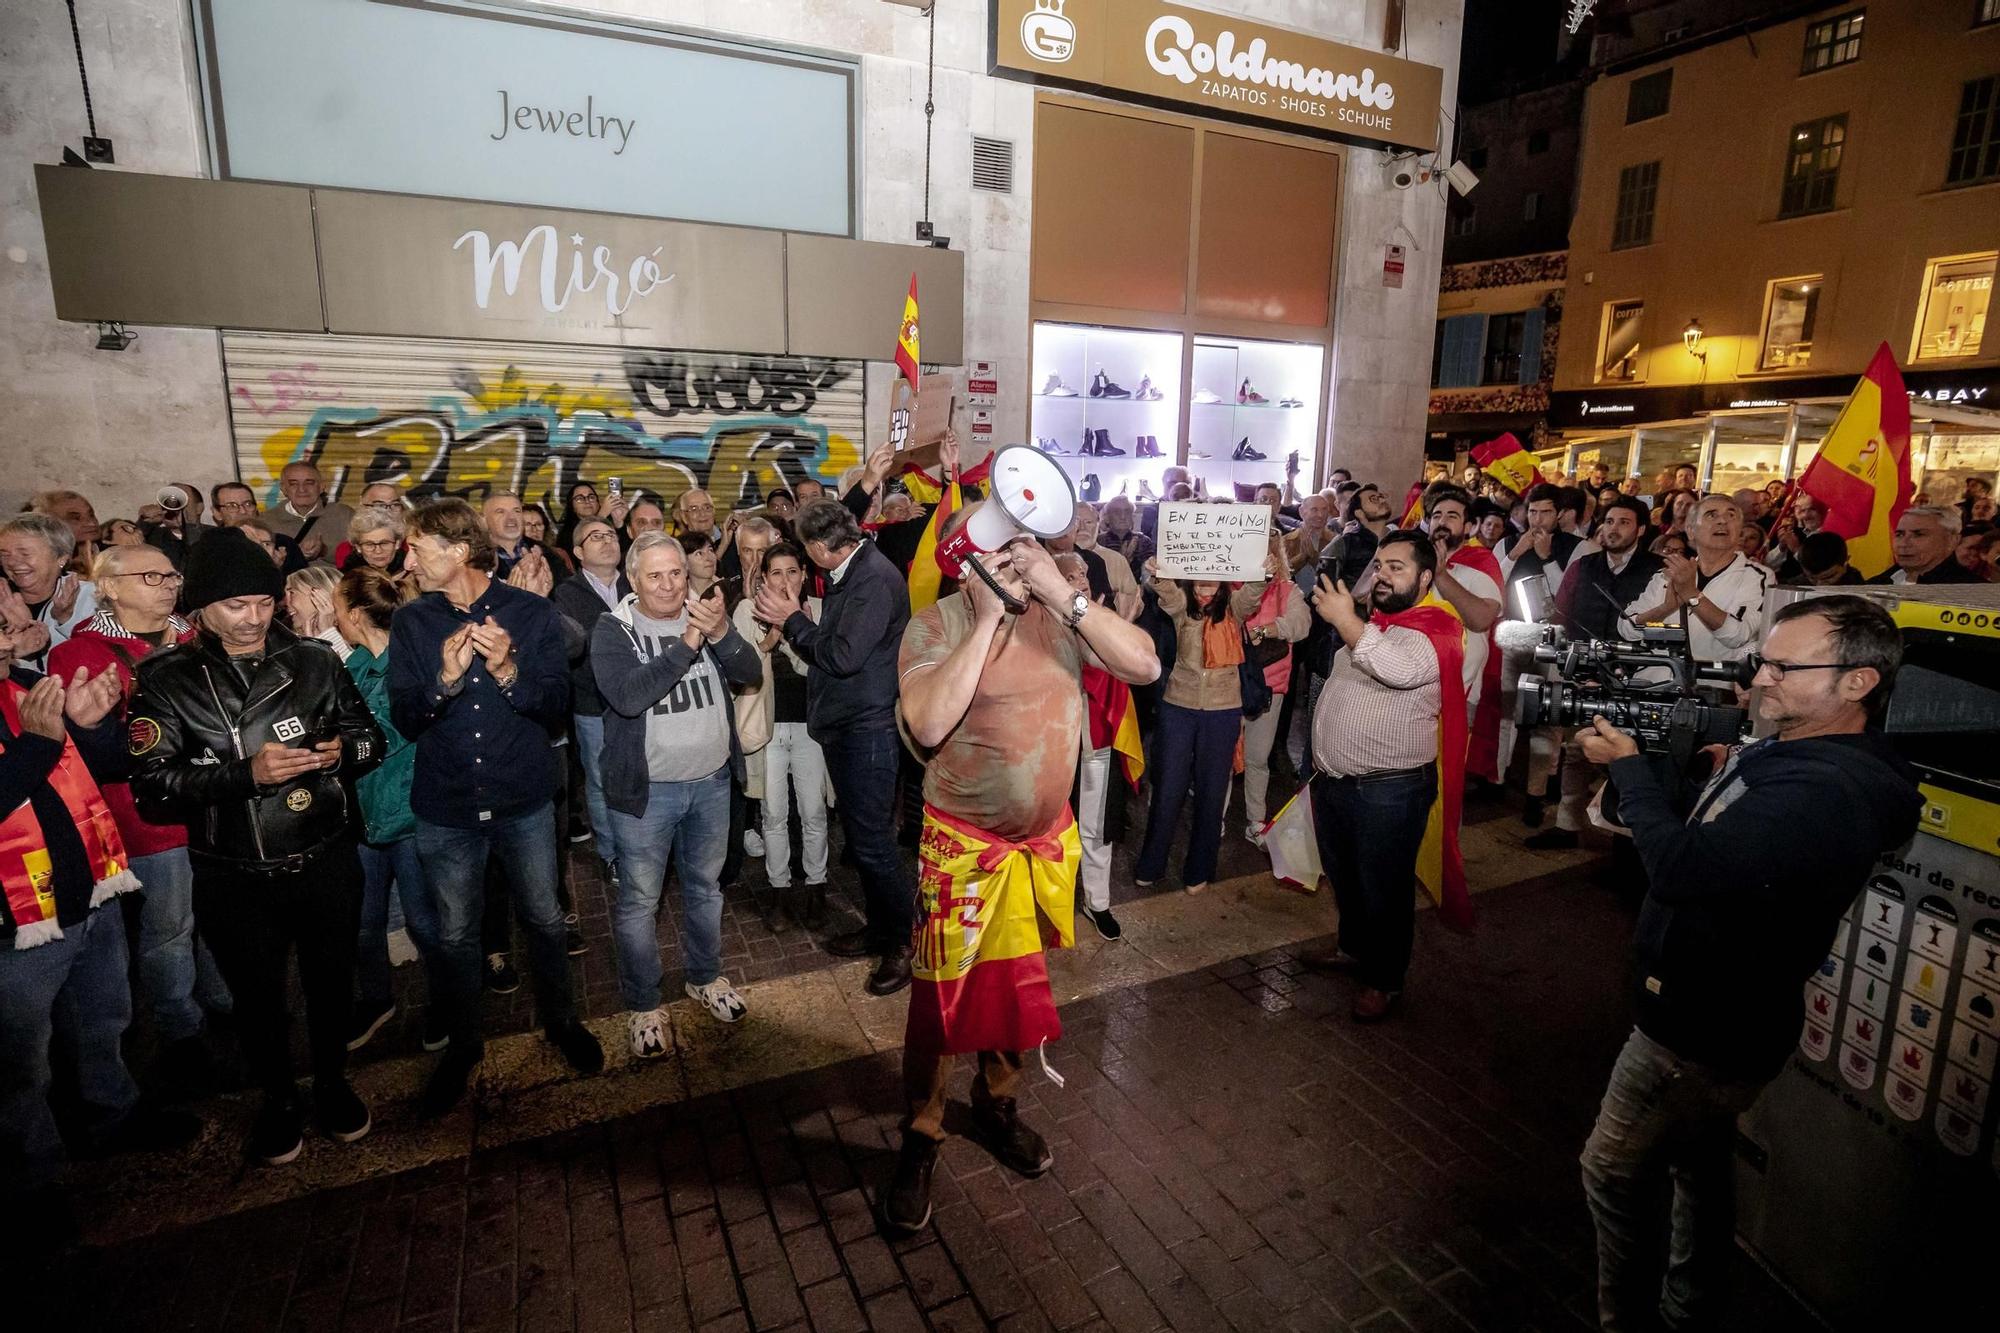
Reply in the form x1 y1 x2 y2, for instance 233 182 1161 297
386 576 570 828
781 538 909 741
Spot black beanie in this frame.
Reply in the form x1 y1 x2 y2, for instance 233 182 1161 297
184 528 286 608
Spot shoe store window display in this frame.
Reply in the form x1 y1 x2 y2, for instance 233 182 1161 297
1187 338 1321 491
884 520 1160 1236
1239 534 1312 841
1131 556 1268 895
591 534 762 1057
1030 323 1181 487
731 544 831 938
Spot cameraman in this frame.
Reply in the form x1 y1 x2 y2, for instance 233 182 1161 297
1574 595 1920 1331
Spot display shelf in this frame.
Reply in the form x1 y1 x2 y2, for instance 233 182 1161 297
1187 335 1322 492
1031 322 1183 483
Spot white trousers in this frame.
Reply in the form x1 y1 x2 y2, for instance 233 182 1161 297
1078 747 1113 912
1240 693 1287 828
761 722 829 888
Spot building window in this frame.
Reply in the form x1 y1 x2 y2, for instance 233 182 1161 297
1802 9 1865 74
1483 312 1528 385
1760 277 1822 370
1612 161 1660 249
1947 75 2000 186
1432 320 1447 387
1600 301 1645 382
1523 191 1543 221
1913 253 1994 360
1450 208 1477 238
1781 115 1847 216
1627 69 1673 123
1526 128 1551 155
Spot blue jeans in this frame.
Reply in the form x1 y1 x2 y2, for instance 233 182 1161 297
1135 702 1242 888
131 846 231 1041
356 838 445 1013
417 804 574 1051
573 713 615 862
1581 1028 1768 1332
608 766 731 1007
0 907 140 1196
1310 763 1435 993
820 727 915 951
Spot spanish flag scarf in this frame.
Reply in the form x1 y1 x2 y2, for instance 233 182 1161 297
1448 542 1506 784
1371 593 1475 932
1081 666 1145 788
0 679 138 949
906 803 1080 1056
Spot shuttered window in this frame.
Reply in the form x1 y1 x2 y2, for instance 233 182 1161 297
1435 315 1488 388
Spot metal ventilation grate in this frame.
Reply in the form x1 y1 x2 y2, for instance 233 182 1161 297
971 136 1014 193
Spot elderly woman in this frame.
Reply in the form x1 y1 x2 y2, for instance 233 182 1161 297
0 513 98 669
285 564 349 659
340 503 408 576
49 543 229 1074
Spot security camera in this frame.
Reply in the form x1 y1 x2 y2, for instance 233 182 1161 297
1445 160 1480 196
1384 157 1420 190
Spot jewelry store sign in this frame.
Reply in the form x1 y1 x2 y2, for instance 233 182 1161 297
992 0 1443 151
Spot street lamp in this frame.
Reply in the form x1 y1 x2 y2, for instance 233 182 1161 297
1682 317 1707 363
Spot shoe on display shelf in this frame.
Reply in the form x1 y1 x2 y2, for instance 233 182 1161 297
1188 447 1213 460
1092 429 1126 456
1089 369 1132 399
1039 373 1078 397
1136 479 1160 501
1192 388 1222 404
1036 436 1066 456
1081 473 1102 503
1238 379 1268 405
1132 375 1164 400
1232 438 1267 461
1278 396 1304 408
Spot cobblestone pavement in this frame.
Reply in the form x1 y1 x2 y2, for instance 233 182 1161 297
45 868 1817 1332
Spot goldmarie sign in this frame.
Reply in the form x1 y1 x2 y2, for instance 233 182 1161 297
992 0 1444 152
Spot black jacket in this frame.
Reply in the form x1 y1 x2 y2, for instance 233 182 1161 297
780 538 909 740
130 625 384 866
1555 548 1664 644
1609 730 1921 1080
1866 559 1986 585
551 569 630 717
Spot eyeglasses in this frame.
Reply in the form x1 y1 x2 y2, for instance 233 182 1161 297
109 571 184 587
215 500 256 513
357 538 400 552
1746 654 1860 681
581 530 619 544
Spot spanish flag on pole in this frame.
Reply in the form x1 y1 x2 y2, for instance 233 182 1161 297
894 274 921 393
1793 343 1914 580
1471 432 1543 495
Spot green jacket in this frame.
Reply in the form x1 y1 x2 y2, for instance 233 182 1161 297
343 643 416 845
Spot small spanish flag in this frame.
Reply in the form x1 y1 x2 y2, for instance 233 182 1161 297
894 274 921 393
1399 481 1425 528
1470 432 1542 496
908 479 959 613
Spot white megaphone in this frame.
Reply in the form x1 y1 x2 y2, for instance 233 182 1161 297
935 444 1076 613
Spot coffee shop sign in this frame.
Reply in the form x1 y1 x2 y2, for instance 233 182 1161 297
453 225 676 318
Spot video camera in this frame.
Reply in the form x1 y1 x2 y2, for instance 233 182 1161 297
1516 624 1753 755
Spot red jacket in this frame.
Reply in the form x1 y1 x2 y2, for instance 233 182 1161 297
48 622 195 858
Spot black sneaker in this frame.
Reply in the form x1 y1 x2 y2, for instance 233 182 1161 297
314 1079 372 1144
420 1047 479 1120
1080 905 1123 941
883 1132 939 1235
1525 828 1580 851
484 952 521 994
420 1008 451 1053
250 1094 304 1166
346 1001 396 1052
547 1019 605 1075
564 912 588 957
972 1096 1054 1178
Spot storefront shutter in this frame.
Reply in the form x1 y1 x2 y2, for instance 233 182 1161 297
1438 315 1487 388
220 331 867 517
1518 307 1546 386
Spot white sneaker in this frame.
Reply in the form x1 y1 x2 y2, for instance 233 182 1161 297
627 1008 668 1060
744 829 765 858
686 977 747 1024
1245 825 1266 848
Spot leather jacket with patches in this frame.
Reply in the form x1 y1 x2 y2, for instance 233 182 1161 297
128 624 384 867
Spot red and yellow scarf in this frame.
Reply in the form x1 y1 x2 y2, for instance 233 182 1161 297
1373 595 1475 932
1447 542 1506 783
1 679 138 949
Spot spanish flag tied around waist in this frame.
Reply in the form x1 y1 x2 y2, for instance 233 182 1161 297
1793 343 1913 580
894 274 921 393
907 803 1080 1056
1471 432 1543 496
1082 665 1145 788
1372 592 1475 932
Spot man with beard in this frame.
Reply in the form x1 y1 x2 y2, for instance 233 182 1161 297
1532 495 1663 850
1420 486 1502 783
1304 532 1468 1021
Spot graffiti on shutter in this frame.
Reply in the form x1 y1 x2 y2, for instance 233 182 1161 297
222 331 867 515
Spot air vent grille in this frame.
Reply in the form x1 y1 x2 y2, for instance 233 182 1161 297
972 136 1014 193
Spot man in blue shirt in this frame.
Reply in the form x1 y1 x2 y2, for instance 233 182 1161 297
388 499 602 1117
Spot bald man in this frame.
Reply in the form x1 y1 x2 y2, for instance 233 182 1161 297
263 462 354 565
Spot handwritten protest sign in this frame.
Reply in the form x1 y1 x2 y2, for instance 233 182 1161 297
1155 502 1271 581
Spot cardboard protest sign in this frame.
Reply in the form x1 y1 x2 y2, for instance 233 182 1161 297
1155 502 1271 581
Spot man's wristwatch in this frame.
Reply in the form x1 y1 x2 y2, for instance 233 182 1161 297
1062 590 1090 629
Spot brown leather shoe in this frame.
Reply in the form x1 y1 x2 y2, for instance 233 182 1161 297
1350 988 1400 1023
